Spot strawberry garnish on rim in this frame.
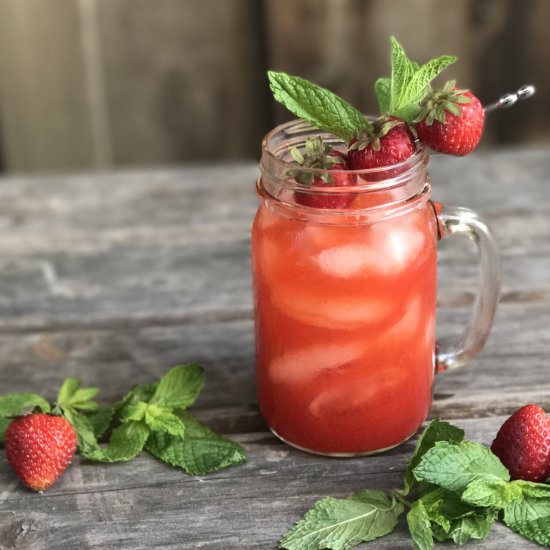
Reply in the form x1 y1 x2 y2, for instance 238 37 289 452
347 116 416 170
288 137 354 209
414 80 485 156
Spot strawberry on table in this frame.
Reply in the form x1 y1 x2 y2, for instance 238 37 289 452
415 81 485 156
490 403 550 483
5 413 77 492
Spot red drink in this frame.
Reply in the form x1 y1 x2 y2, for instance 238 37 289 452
252 122 438 455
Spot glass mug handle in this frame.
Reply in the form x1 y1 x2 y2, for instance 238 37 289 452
431 201 501 372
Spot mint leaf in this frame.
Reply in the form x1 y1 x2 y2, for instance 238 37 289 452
114 382 157 415
57 378 99 412
462 478 524 509
388 37 456 121
149 364 204 410
395 55 456 121
413 441 509 492
404 56 456 103
348 489 396 506
279 491 403 550
84 420 149 462
407 500 433 550
144 404 185 436
268 71 370 142
87 406 114 438
0 393 50 417
63 408 100 455
444 509 498 545
513 480 550 499
0 417 10 443
374 78 391 114
145 411 246 475
57 378 80 404
503 494 550 546
421 487 475 529
389 37 418 115
403 419 464 494
121 401 149 422
121 402 184 436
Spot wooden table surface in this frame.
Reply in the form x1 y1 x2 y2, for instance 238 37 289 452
0 149 549 549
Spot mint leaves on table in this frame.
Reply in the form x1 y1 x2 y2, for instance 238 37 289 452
280 491 403 550
146 410 246 476
0 393 52 442
0 364 246 476
279 420 550 549
268 37 455 143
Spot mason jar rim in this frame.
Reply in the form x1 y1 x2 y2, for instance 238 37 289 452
260 118 429 193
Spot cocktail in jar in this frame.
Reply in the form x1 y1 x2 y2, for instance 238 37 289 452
252 41 500 456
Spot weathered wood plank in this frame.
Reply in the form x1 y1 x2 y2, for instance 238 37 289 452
265 0 550 146
0 300 550 418
0 152 547 330
0 215 547 330
0 417 540 549
0 153 547 549
0 0 98 171
95 0 269 164
0 0 270 172
0 150 547 250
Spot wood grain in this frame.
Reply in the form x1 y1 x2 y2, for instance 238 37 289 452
1 0 549 173
0 151 548 548
0 418 541 549
0 0 97 171
0 151 547 331
0 0 270 172
95 0 269 165
265 0 550 147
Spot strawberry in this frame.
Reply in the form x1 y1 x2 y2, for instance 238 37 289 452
5 413 77 491
289 137 354 209
347 118 416 170
415 81 484 156
490 404 550 482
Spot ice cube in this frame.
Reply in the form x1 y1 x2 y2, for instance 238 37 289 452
309 365 407 420
316 244 378 278
306 215 427 280
369 217 427 274
271 286 395 329
269 342 366 384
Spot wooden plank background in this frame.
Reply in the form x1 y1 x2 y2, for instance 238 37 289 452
0 0 548 173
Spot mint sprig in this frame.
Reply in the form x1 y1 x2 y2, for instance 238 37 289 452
279 491 403 550
387 37 456 121
79 364 246 473
146 411 246 476
0 364 246 476
268 37 457 144
279 420 550 549
268 71 371 142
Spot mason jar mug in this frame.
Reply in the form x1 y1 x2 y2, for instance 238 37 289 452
251 120 500 456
